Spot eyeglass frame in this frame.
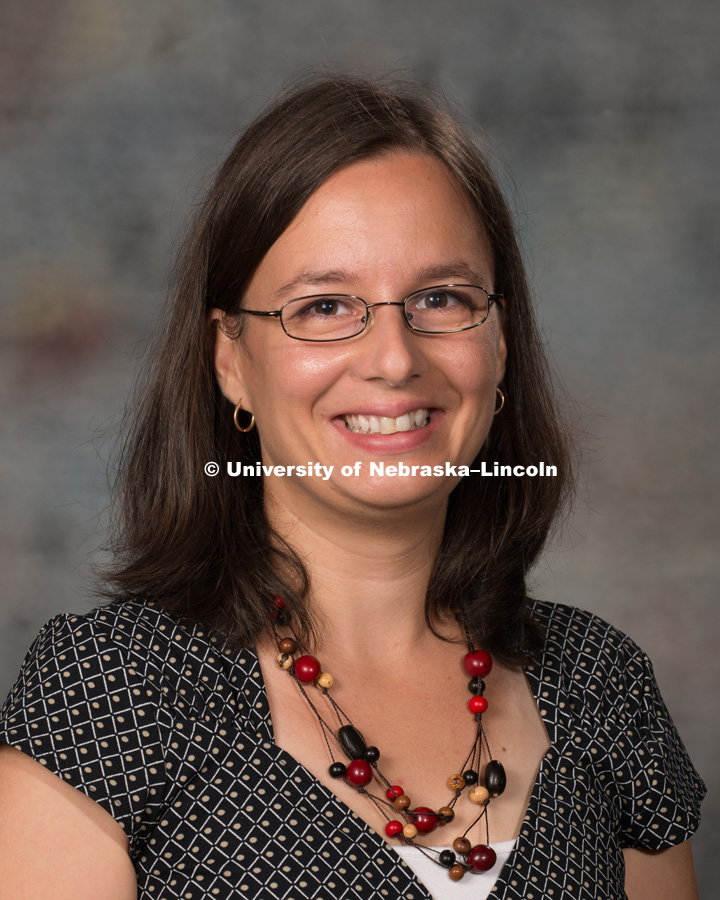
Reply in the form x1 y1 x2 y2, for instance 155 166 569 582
232 283 505 343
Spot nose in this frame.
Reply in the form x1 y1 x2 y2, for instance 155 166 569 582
352 302 428 387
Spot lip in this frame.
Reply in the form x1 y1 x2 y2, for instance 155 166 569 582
338 401 439 418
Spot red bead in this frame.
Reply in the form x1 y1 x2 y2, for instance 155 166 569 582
463 650 492 678
386 785 404 800
385 820 403 837
346 759 373 786
468 695 488 715
270 594 286 618
467 844 497 872
294 655 321 683
411 807 440 834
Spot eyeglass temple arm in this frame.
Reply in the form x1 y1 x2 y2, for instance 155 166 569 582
235 309 282 318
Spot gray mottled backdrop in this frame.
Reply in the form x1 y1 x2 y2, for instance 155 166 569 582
1 0 717 891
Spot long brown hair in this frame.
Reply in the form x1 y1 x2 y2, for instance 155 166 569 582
104 74 574 665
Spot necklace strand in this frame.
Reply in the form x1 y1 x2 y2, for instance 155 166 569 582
270 596 507 881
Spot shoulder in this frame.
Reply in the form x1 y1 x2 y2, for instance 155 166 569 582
528 599 706 848
526 598 662 745
529 597 648 687
3 599 248 706
0 600 258 857
530 596 633 649
1 599 265 740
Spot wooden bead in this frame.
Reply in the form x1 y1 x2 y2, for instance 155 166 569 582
485 759 507 797
447 773 466 791
385 820 403 837
463 649 492 677
469 785 490 805
453 836 471 855
338 725 367 759
316 672 334 689
437 806 454 825
364 746 380 763
402 824 418 839
294 655 321 683
271 594 286 618
468 677 485 695
468 695 488 715
276 653 293 670
394 794 411 811
448 864 466 881
278 637 296 654
438 849 455 868
411 807 440 834
346 759 373 787
467 844 497 872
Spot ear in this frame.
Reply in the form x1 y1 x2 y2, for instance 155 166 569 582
207 308 248 408
495 313 508 386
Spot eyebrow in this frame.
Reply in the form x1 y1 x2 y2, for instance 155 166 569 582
276 270 357 298
275 261 489 298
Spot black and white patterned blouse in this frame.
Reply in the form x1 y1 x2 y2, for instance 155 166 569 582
0 599 705 899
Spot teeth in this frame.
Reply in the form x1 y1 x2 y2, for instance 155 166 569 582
344 408 430 435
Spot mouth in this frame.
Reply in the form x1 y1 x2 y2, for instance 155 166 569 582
343 408 431 435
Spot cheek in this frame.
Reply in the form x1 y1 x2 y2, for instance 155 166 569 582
244 340 346 413
440 338 501 396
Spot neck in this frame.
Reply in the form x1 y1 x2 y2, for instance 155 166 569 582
265 487 456 663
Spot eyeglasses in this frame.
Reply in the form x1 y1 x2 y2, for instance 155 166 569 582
235 284 504 342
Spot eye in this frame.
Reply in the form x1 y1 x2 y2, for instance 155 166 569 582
411 289 471 312
404 286 490 332
281 295 366 337
423 291 455 310
311 299 342 316
297 297 356 318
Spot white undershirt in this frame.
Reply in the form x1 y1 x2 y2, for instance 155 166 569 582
392 839 516 900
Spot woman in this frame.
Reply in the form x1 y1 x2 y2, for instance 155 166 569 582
0 76 705 899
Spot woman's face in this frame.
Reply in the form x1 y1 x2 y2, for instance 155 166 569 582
212 152 506 519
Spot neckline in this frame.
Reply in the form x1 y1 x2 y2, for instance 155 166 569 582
240 641 563 900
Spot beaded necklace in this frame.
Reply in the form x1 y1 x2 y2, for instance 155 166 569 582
271 595 507 882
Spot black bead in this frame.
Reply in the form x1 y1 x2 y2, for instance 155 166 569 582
462 769 479 785
329 762 347 778
439 850 455 868
338 724 367 760
468 677 485 695
485 759 507 797
364 745 380 763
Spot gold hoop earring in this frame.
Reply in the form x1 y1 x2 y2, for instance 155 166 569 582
493 388 505 416
233 399 256 433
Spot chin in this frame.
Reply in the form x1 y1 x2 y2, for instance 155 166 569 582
330 475 459 515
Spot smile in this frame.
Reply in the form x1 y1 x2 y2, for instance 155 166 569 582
343 408 430 435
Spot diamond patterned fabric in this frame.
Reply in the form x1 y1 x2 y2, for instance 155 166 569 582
0 600 705 899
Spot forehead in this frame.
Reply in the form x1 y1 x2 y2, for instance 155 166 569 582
247 152 493 299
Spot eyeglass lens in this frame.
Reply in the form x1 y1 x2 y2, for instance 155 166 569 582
280 286 490 340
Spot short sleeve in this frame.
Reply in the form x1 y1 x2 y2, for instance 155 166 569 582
614 638 706 849
0 612 170 858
